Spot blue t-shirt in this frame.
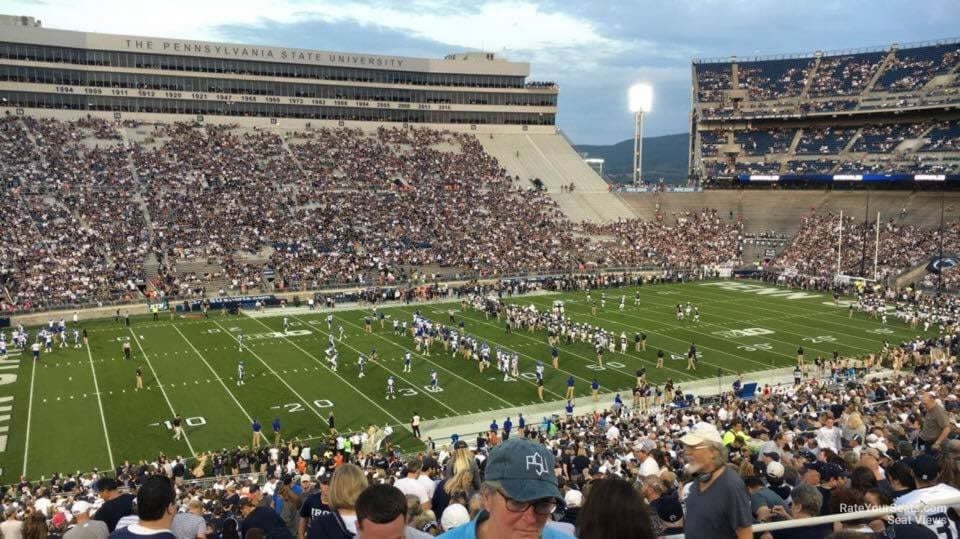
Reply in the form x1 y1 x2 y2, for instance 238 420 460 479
437 512 573 539
567 377 574 387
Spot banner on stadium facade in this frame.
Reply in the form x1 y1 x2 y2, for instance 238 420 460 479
927 256 959 274
764 248 776 258
186 294 280 311
148 301 170 312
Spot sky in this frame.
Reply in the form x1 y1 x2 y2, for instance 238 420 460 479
4 0 960 144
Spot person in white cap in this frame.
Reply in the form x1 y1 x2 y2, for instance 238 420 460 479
680 422 753 539
64 501 108 539
440 504 470 532
634 440 661 477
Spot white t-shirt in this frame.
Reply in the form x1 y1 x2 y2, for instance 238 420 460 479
395 477 430 503
895 483 960 539
815 426 841 452
639 456 661 477
416 475 436 500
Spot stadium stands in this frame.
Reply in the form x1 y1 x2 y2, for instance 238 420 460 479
872 42 960 92
694 62 733 102
692 39 960 180
807 52 886 97
920 119 960 152
737 57 812 100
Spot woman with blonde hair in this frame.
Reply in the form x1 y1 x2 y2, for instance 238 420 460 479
306 463 368 538
842 410 866 444
443 442 480 490
432 469 474 518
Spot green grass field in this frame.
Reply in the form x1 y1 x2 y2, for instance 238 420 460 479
0 279 934 482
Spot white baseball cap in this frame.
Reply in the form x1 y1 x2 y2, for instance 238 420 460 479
680 423 723 446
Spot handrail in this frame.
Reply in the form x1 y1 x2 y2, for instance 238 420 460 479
694 37 960 64
673 494 960 538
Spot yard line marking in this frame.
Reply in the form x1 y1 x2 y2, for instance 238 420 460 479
84 339 115 472
524 296 757 373
210 321 326 422
22 355 37 476
322 315 519 407
237 318 407 427
288 316 460 415
172 326 254 423
128 329 197 458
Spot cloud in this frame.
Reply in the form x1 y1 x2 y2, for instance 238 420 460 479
5 0 960 144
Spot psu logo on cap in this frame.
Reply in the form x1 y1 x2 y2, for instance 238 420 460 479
928 256 959 273
525 453 547 476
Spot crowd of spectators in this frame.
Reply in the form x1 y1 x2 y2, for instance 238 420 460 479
772 213 960 285
0 115 759 314
807 53 886 98
3 311 957 538
577 210 742 269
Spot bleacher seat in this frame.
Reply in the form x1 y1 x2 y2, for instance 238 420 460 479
738 382 758 400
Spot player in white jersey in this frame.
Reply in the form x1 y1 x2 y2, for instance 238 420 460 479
430 370 439 389
44 332 53 353
684 303 692 319
535 361 544 382
510 353 519 377
357 354 366 378
386 376 396 400
693 307 700 323
237 360 245 386
237 330 244 351
338 325 345 341
634 291 640 306
73 329 81 348
403 351 412 373
0 338 6 360
620 332 627 354
676 304 683 320
326 313 334 329
619 296 625 312
329 352 339 372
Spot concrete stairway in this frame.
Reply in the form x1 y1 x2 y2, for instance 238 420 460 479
479 133 635 223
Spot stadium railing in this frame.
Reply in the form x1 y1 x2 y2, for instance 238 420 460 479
673 494 960 538
5 264 700 317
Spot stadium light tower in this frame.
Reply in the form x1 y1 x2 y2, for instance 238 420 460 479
628 83 653 186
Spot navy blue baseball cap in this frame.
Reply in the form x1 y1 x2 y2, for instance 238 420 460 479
484 437 562 503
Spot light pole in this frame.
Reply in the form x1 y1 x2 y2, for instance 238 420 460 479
629 83 653 186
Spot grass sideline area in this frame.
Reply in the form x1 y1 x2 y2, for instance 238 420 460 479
0 279 933 483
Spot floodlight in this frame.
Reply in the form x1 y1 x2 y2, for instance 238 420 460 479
628 83 653 113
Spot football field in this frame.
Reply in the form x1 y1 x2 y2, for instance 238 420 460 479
0 280 932 482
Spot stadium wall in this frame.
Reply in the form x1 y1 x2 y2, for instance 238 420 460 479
1 107 560 134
